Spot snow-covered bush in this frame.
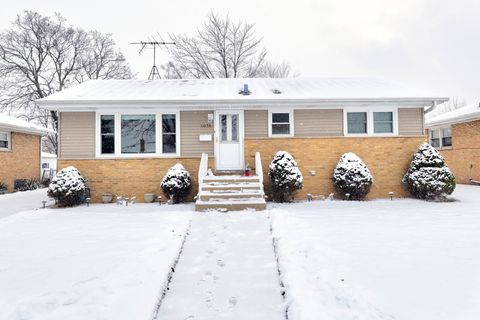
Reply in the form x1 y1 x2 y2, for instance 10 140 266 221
161 163 192 203
403 143 456 200
333 152 373 200
268 151 303 202
47 166 86 207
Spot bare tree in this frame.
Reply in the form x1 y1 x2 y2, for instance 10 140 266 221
161 13 291 79
0 11 133 153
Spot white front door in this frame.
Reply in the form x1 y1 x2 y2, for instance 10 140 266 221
215 111 244 171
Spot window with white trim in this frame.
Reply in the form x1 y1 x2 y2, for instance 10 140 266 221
100 115 115 154
430 127 452 148
121 114 156 154
162 114 177 153
347 112 368 134
0 132 10 150
270 112 292 136
373 112 394 133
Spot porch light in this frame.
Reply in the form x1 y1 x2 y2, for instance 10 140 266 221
388 191 395 200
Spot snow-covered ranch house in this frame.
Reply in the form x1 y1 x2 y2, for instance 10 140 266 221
426 103 480 184
37 77 448 208
0 114 53 192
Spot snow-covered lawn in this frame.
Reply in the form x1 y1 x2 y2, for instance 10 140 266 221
0 204 192 320
271 184 480 320
0 188 53 219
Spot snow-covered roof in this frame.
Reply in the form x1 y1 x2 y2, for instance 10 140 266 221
37 77 448 109
41 152 57 159
425 103 480 127
0 114 54 135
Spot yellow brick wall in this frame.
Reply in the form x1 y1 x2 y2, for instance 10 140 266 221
437 120 480 183
58 157 215 203
0 132 41 191
245 136 427 199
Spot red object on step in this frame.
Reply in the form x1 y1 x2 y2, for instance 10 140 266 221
244 165 251 176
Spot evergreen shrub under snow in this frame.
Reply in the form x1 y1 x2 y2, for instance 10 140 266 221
161 163 192 203
268 151 303 202
333 152 373 200
403 143 456 200
47 166 86 207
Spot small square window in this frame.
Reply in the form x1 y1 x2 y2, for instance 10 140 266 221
373 112 393 133
271 112 291 135
347 112 367 134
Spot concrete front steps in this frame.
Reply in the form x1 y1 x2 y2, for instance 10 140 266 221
195 175 267 211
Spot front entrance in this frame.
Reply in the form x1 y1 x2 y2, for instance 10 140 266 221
215 110 244 171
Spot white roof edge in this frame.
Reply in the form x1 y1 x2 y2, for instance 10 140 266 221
38 97 449 110
425 104 480 128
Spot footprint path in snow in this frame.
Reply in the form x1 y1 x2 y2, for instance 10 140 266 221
155 211 285 320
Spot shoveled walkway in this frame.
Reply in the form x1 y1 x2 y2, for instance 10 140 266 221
155 211 285 320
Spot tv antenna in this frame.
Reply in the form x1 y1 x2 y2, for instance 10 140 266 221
130 40 175 80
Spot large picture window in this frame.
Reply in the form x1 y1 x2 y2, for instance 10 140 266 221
121 114 156 154
162 114 176 153
100 115 115 154
0 132 10 150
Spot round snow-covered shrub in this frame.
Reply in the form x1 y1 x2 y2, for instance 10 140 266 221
161 163 192 203
333 152 373 200
403 143 456 200
268 151 303 202
47 166 86 207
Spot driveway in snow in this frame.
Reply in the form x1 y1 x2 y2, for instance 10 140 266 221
271 184 480 320
0 205 192 320
0 188 53 219
156 211 285 320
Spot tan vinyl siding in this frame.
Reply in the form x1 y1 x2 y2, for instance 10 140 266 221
294 109 343 137
180 111 214 157
398 108 424 135
244 110 268 138
59 112 95 159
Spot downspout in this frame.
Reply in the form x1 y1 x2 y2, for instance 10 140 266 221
424 100 438 114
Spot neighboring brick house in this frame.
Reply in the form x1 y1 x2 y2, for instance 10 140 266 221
37 77 448 205
425 104 480 184
0 114 53 191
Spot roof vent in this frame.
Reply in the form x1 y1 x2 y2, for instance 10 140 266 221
238 83 251 95
272 89 282 94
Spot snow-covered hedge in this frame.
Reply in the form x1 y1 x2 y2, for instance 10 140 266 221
268 151 303 202
333 152 373 200
161 163 192 203
47 166 87 207
403 143 456 200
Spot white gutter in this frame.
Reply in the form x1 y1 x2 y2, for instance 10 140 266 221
0 124 55 136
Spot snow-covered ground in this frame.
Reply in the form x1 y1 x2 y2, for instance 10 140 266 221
0 204 192 320
1 185 479 320
271 184 480 320
156 211 284 320
0 188 53 219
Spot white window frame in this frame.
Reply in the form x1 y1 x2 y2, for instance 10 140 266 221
95 110 180 158
343 107 398 136
429 126 452 149
0 131 11 151
268 108 294 137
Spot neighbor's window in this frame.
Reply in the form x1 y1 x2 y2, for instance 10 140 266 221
100 115 115 154
0 132 10 150
373 112 394 133
430 129 440 147
441 128 452 147
162 114 177 153
271 112 291 135
121 114 156 154
347 112 368 134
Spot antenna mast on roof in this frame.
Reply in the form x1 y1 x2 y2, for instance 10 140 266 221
130 37 175 80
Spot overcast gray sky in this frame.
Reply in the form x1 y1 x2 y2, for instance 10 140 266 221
1 0 478 104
